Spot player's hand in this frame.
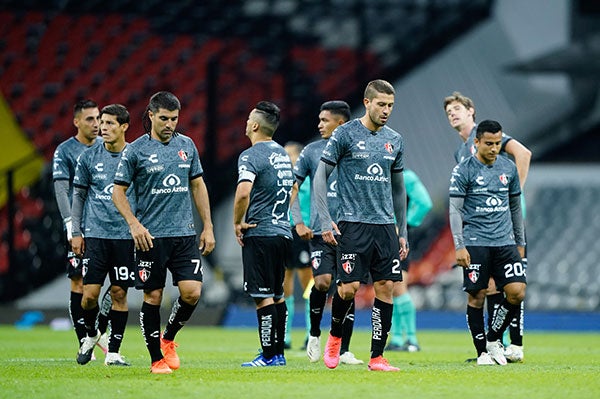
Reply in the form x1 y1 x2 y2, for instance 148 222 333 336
517 245 525 259
71 236 84 257
130 222 154 252
322 230 337 246
295 223 313 240
234 222 257 247
199 227 216 256
399 237 409 261
455 248 470 268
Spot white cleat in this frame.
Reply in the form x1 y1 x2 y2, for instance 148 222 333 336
96 332 109 355
504 344 524 363
486 340 507 366
306 335 321 363
105 352 131 366
339 351 364 365
476 352 495 365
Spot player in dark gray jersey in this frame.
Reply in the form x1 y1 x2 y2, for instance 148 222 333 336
444 92 531 362
292 100 363 365
234 101 294 367
313 80 408 371
449 120 527 366
52 99 110 359
112 91 216 374
71 104 134 366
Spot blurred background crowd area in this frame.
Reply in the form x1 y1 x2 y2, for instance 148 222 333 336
1 0 599 317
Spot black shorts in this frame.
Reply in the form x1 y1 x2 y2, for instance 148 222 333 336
82 238 135 289
309 235 337 277
242 235 290 299
337 222 403 284
135 236 202 291
286 229 311 269
463 245 527 293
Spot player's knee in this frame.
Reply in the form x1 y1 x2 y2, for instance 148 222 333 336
314 279 330 292
110 287 127 305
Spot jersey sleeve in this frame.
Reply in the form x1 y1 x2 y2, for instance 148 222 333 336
114 145 135 186
52 144 70 181
72 151 91 189
189 140 203 180
321 128 342 165
449 163 468 198
237 150 257 183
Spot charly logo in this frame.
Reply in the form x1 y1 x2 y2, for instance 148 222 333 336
94 163 104 172
149 154 158 163
356 141 366 150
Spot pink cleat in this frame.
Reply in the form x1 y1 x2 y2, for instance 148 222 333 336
323 334 342 369
368 356 400 371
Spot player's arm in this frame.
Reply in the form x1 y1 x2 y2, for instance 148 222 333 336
70 186 88 256
53 179 73 241
232 180 256 247
449 196 470 268
291 176 313 240
313 160 338 245
504 139 532 189
190 176 216 256
392 171 409 260
112 183 154 252
509 194 526 258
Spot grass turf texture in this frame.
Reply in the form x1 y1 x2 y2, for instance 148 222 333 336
1 326 598 399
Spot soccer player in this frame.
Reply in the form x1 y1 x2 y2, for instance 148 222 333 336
444 92 531 362
112 91 216 374
71 104 134 366
313 80 408 371
282 142 313 350
292 100 363 365
233 101 293 367
449 120 527 366
52 99 109 359
386 169 432 352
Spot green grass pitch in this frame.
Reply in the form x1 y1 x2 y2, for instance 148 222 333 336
0 326 598 399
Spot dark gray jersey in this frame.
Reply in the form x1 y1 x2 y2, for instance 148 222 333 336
321 119 404 224
449 155 521 246
53 137 103 188
73 144 134 239
114 133 203 238
454 126 513 163
237 141 293 238
294 139 339 234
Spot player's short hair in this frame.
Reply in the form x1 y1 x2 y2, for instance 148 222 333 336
254 101 280 136
100 104 130 125
364 79 395 100
476 119 502 139
73 99 98 117
320 100 351 122
443 91 476 121
148 91 181 113
143 91 181 132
